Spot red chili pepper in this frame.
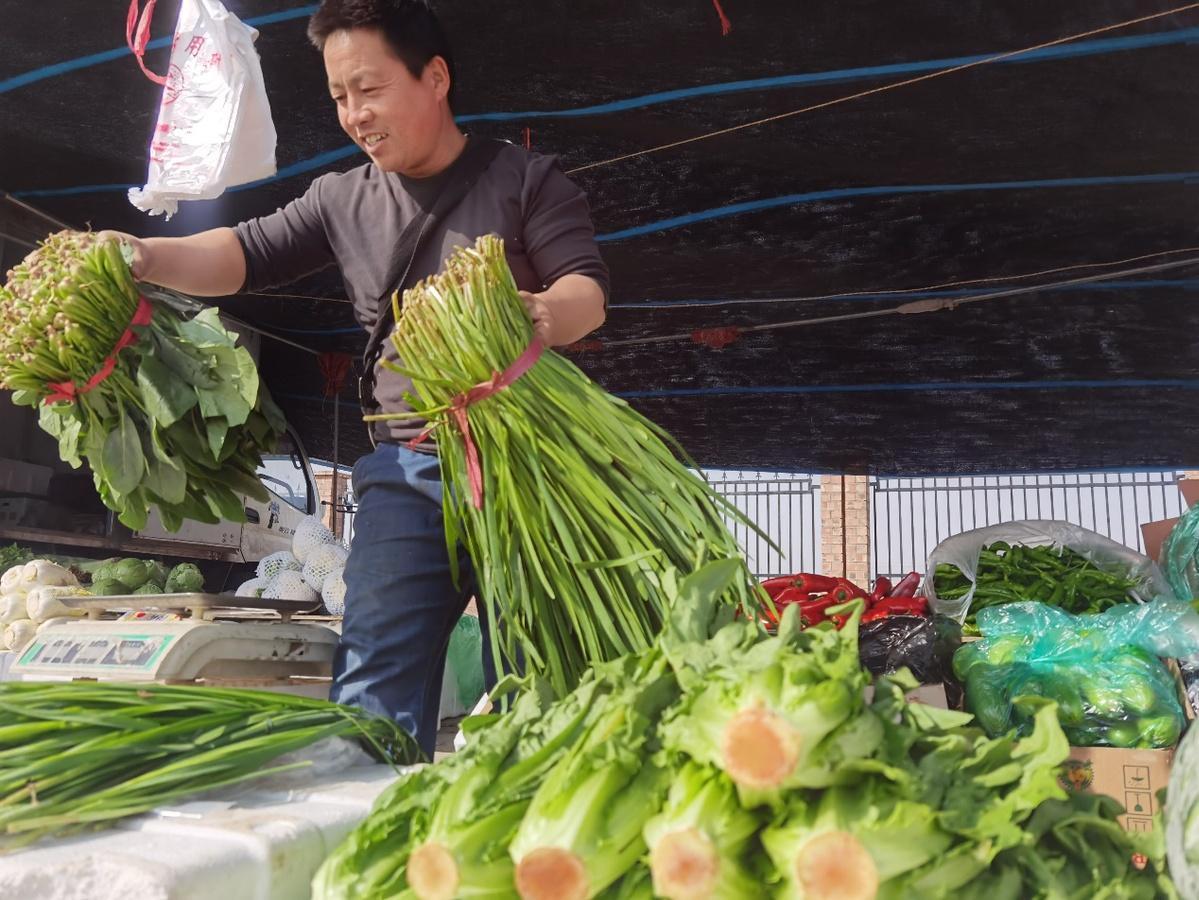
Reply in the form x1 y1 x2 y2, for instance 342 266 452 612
773 587 812 608
889 572 921 598
797 595 842 627
868 595 929 617
822 578 867 605
869 576 893 604
760 573 840 597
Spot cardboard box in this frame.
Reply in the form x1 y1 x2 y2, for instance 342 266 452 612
1140 479 1199 561
1059 745 1172 833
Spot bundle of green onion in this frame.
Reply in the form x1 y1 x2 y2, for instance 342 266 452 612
0 231 286 531
0 681 420 850
384 236 766 695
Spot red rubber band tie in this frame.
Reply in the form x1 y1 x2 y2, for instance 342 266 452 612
408 340 545 509
44 296 155 406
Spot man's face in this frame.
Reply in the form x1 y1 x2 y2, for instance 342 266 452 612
324 27 447 175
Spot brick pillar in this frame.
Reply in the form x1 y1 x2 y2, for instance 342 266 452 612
313 471 346 539
820 475 871 584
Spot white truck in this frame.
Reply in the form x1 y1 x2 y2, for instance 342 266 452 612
0 194 320 588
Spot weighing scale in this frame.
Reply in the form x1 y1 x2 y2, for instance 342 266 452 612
7 594 339 694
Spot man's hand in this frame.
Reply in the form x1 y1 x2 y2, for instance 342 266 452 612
519 290 556 347
96 231 150 280
90 227 245 296
518 275 606 347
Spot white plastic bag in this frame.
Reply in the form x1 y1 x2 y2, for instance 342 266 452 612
127 0 277 218
926 520 1171 622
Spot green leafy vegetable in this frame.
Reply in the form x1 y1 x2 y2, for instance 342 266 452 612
0 231 285 531
386 236 769 697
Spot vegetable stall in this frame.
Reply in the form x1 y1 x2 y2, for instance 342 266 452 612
3 0 1199 891
2 233 1198 898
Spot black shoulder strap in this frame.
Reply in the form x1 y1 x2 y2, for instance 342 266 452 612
359 137 506 395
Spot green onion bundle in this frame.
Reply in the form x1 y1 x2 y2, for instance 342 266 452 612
0 230 286 532
385 235 766 696
0 681 421 850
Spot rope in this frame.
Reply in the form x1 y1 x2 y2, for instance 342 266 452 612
636 246 1199 309
592 255 1199 349
567 2 1199 175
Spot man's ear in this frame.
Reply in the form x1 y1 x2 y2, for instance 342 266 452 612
425 55 451 101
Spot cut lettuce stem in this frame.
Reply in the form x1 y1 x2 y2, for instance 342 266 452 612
791 830 880 900
720 706 802 790
514 847 589 900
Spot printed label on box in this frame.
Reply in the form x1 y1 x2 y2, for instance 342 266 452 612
1123 765 1151 790
1125 791 1153 816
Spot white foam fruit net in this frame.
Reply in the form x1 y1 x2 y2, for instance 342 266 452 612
302 544 349 592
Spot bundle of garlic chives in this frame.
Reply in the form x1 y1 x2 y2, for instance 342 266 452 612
384 236 768 696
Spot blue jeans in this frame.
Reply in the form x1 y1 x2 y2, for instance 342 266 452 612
330 443 492 757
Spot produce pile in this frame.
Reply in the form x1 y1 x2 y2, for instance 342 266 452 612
235 515 347 613
86 557 203 596
313 561 1171 900
760 571 927 628
954 599 1199 749
934 540 1145 633
0 681 421 850
0 230 286 532
0 556 208 653
386 236 764 695
0 559 89 651
0 545 32 576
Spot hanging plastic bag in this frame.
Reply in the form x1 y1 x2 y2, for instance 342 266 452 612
126 0 277 218
952 598 1199 747
927 520 1170 624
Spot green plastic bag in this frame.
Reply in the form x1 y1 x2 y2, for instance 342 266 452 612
953 598 1199 748
1162 503 1199 602
447 614 486 710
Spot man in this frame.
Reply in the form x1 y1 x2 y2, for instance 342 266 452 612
105 0 608 756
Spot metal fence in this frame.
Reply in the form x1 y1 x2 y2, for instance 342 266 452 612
870 471 1188 580
337 469 822 580
701 470 821 579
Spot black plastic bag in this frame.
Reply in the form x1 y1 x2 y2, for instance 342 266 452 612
859 615 960 684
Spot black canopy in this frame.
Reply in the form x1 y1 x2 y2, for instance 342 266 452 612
3 0 1198 473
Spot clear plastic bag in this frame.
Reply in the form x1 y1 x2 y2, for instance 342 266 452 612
952 598 1199 747
126 0 277 218
927 520 1170 622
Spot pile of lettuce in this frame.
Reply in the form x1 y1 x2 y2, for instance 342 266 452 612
313 561 1175 900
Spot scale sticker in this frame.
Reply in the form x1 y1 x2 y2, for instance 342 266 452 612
19 634 177 672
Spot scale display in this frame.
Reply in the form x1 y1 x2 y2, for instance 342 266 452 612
19 633 176 673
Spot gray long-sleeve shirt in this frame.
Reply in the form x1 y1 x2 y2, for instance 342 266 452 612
235 140 609 446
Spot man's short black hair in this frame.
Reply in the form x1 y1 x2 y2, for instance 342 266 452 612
308 0 456 106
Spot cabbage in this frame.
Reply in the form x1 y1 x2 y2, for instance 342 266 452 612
321 570 347 616
113 558 152 590
293 515 336 565
165 563 204 593
256 551 301 580
235 577 267 599
302 544 349 593
264 571 319 606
